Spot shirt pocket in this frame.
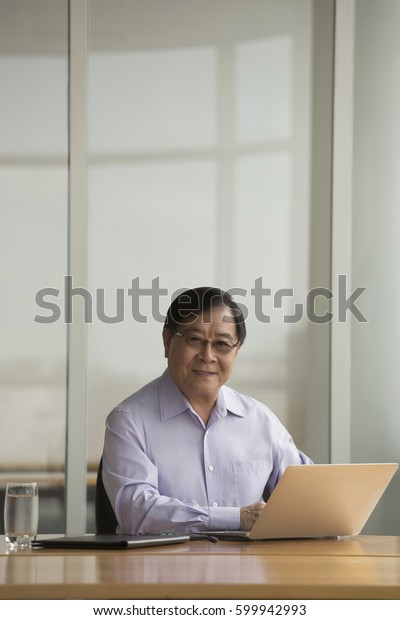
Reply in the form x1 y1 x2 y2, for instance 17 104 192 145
232 460 271 506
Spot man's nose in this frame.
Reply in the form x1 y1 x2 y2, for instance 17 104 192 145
198 340 216 361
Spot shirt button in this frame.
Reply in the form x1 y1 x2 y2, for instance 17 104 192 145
212 502 218 507
208 465 214 471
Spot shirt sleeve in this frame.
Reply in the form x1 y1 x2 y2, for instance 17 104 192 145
102 408 240 534
265 421 314 497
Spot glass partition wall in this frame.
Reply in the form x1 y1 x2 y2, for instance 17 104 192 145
0 0 68 532
87 0 317 481
0 0 328 535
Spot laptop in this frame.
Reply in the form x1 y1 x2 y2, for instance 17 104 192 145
208 463 398 541
32 533 190 550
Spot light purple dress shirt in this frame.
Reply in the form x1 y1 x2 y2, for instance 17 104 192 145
102 369 312 535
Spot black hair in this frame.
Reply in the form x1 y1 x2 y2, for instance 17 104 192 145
164 286 246 344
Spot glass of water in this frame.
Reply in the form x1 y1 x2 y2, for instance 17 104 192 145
4 482 39 550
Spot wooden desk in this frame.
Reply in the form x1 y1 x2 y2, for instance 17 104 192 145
1 535 400 600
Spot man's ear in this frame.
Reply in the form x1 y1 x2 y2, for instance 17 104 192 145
162 328 171 358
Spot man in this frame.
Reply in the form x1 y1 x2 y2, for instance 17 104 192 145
102 287 312 534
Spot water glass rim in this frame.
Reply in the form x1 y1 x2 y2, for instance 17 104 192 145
6 481 38 492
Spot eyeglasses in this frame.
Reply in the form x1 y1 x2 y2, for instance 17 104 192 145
174 331 239 355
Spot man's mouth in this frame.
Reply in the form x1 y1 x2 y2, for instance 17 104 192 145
193 370 216 377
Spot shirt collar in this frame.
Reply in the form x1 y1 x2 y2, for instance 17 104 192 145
158 369 191 421
221 385 246 418
158 368 245 421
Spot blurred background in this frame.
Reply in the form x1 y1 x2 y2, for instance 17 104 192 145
1 0 399 535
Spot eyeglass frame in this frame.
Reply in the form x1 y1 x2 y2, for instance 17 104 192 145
173 330 240 355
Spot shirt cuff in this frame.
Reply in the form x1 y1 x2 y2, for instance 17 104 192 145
208 506 240 531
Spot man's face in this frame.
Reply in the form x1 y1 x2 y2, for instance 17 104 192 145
162 306 241 408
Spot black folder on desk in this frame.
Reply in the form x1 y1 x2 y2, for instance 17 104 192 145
32 533 190 549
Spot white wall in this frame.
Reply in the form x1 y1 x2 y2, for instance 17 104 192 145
351 0 400 534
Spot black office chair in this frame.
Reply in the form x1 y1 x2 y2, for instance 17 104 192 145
95 457 119 534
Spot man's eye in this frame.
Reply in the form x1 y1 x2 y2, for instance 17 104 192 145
186 336 202 344
215 341 231 350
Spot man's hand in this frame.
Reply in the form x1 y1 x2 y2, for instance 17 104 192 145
240 501 266 530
